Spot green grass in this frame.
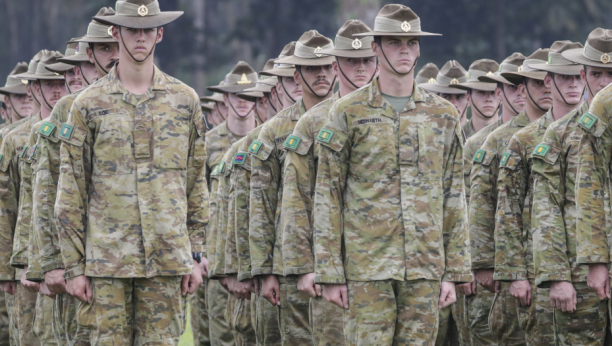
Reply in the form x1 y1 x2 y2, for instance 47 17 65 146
178 302 195 346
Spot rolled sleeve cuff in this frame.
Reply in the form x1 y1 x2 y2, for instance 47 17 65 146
41 256 65 274
314 274 346 285
576 255 609 265
189 236 204 253
283 264 314 277
25 270 44 282
63 264 86 280
493 270 528 282
237 270 252 282
471 259 495 270
442 272 473 283
251 266 273 277
10 255 28 268
535 272 572 288
0 272 15 281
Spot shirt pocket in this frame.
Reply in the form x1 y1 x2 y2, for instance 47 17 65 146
92 112 134 175
417 123 445 182
351 122 396 180
154 112 190 170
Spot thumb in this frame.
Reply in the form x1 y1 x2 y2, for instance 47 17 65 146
86 282 93 304
181 275 189 296
315 284 322 297
254 280 260 295
341 287 349 309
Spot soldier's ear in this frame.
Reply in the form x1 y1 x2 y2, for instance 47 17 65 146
155 27 164 44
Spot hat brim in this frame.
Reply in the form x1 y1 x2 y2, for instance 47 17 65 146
200 94 224 103
34 74 65 80
318 48 375 58
76 37 117 44
46 62 75 73
353 31 441 37
419 83 466 94
527 63 583 75
201 103 213 111
93 12 184 29
260 67 295 78
501 71 547 82
0 84 28 95
562 48 612 69
478 75 515 85
208 84 256 94
59 55 91 64
12 72 38 81
275 55 336 66
450 82 497 92
237 91 264 102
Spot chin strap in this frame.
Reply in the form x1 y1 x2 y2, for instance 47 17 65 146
8 95 27 119
254 103 265 124
265 93 277 113
38 81 55 112
471 97 501 120
78 63 92 86
335 57 378 90
501 84 519 116
296 66 336 99
280 78 297 103
552 74 584 106
379 42 419 76
92 47 109 75
228 97 255 120
214 103 226 121
524 78 547 112
29 82 41 109
119 27 157 64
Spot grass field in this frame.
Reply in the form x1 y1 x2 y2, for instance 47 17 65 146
178 303 195 346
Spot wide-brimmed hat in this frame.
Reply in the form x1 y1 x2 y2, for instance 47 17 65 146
237 77 277 102
319 20 374 58
353 4 441 37
58 42 91 65
260 42 297 78
77 7 117 44
450 59 500 92
30 51 66 80
275 31 336 66
415 62 439 85
12 50 48 81
46 40 80 73
201 101 214 112
562 28 612 68
502 48 550 83
478 52 525 85
207 61 258 94
94 0 182 29
0 62 29 95
419 60 468 94
258 59 279 86
528 41 583 75
200 78 226 103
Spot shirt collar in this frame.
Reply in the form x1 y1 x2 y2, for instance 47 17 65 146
107 65 167 106
368 77 422 117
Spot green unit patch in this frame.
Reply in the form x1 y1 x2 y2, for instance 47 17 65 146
579 113 597 130
38 122 56 136
284 135 301 150
248 140 262 154
59 124 74 140
217 161 226 174
233 153 246 165
317 129 334 143
533 144 550 157
473 149 485 163
500 152 511 166
19 146 28 158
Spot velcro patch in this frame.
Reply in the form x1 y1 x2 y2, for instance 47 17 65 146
500 152 511 166
19 146 28 159
317 129 334 143
473 149 485 163
248 140 262 155
58 124 74 140
38 122 56 137
533 144 550 157
233 152 247 165
284 135 301 151
579 113 597 130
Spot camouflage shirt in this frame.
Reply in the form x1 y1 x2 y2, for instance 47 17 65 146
249 100 306 276
223 138 247 276
531 102 589 286
280 92 339 276
494 110 554 281
469 111 530 270
464 118 504 204
462 117 478 141
313 78 472 284
55 66 208 279
24 124 43 281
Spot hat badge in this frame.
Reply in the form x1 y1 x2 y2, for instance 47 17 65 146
518 66 523 72
427 78 436 83
401 21 411 32
21 79 28 85
487 71 494 76
352 39 362 50
237 73 251 85
450 78 459 85
314 46 323 58
601 53 611 64
108 26 114 36
137 4 149 17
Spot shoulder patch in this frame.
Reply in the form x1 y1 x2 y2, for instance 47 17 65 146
233 152 247 165
284 135 301 151
248 140 262 155
38 122 56 137
473 149 486 163
533 144 550 157
217 161 226 174
317 129 334 143
500 152 510 166
0 154 3 165
578 113 597 130
19 146 28 159
58 124 74 140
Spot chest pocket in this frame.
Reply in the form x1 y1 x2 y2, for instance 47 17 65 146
154 112 190 170
351 120 396 180
91 110 134 175
416 124 445 182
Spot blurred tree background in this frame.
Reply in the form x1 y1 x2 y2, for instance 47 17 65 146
1 0 611 98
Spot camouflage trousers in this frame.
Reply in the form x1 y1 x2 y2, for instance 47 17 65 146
452 293 471 346
553 282 607 346
206 279 234 346
278 275 313 346
78 276 187 345
13 282 39 345
466 283 497 345
252 286 281 346
32 293 60 346
518 281 554 346
489 281 526 346
310 294 344 346
193 279 211 346
435 299 461 346
53 293 90 346
344 279 440 346
225 293 256 346
0 292 9 346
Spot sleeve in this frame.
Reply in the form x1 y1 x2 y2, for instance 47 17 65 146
442 122 473 282
468 138 499 270
281 122 317 276
211 152 232 278
494 137 529 281
248 124 280 276
10 140 34 268
0 140 17 280
313 108 349 284
235 142 253 281
186 108 209 253
55 101 92 280
224 163 239 275
205 176 220 275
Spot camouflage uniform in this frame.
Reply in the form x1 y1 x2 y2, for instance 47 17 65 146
469 111 530 346
496 110 556 346
313 78 472 345
234 126 282 346
55 66 208 345
205 120 240 346
531 101 606 346
280 92 345 346
0 119 13 346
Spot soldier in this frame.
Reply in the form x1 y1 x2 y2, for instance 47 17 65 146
30 8 119 346
278 20 378 346
415 62 439 85
46 39 83 93
259 41 302 110
313 5 472 345
55 1 206 344
535 29 612 345
0 62 34 126
201 83 229 128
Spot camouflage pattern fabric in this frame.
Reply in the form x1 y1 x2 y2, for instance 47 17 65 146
462 118 478 141
32 293 60 345
464 118 503 203
518 282 554 346
252 284 282 346
466 285 497 345
451 295 471 346
54 65 207 279
13 282 38 345
310 295 344 346
193 280 211 346
82 276 186 345
6 291 15 346
224 138 248 276
278 276 313 346
489 281 527 346
553 282 606 346
313 78 472 284
344 279 440 345
0 293 9 346
206 279 234 346
232 295 256 346
53 293 89 346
